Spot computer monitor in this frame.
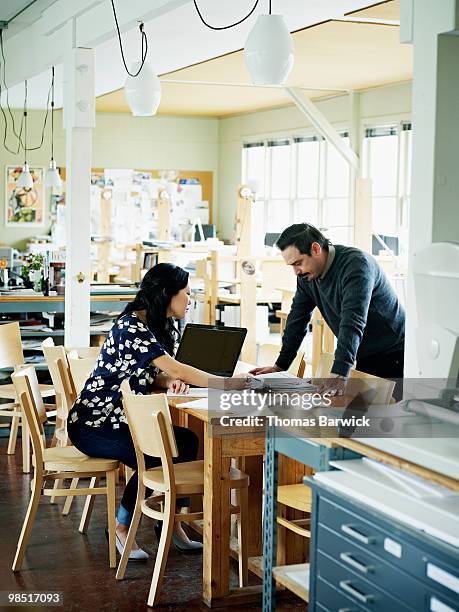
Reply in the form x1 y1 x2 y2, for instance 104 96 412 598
175 323 247 377
194 224 216 241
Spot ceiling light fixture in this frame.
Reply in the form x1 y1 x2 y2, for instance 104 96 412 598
45 66 62 191
193 0 293 86
110 0 161 117
244 1 294 85
17 81 33 191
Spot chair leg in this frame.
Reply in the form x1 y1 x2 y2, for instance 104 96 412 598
147 495 175 607
7 414 19 455
115 482 145 580
62 478 79 515
79 477 98 533
106 470 117 569
12 474 43 571
236 486 249 587
50 479 62 504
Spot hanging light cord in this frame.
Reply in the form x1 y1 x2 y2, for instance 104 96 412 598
0 29 51 154
111 0 147 77
23 80 27 164
50 66 55 161
193 0 260 30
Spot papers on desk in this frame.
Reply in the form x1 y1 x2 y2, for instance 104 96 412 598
176 398 208 410
250 371 317 392
167 388 208 397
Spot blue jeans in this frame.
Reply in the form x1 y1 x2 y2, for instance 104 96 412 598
68 419 198 526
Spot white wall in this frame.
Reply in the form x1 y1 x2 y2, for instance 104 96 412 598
0 110 219 249
217 81 412 240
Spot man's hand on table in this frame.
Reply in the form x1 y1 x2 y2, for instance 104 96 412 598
317 374 347 397
168 379 190 395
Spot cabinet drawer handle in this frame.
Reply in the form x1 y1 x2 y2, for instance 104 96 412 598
339 609 357 612
340 552 374 574
341 524 375 545
339 580 374 604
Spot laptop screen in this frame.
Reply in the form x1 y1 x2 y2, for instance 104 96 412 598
175 324 247 377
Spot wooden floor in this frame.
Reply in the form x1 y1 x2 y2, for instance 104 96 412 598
0 435 306 611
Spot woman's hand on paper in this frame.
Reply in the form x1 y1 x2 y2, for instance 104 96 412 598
249 365 282 376
168 379 190 395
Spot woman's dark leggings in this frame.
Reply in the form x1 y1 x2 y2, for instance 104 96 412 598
68 420 199 525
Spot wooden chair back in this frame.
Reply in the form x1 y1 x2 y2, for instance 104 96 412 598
349 369 395 405
313 352 335 383
56 357 77 415
68 355 98 394
121 382 178 474
12 367 46 466
42 342 70 398
0 322 24 369
314 352 395 404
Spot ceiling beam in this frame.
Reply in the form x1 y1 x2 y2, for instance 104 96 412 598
2 0 189 87
285 86 360 170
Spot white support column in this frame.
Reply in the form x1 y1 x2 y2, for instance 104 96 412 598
401 0 459 376
285 87 359 171
63 47 95 346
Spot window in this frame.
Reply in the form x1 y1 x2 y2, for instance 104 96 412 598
363 123 412 262
242 132 353 243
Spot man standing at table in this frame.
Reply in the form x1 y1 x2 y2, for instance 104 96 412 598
251 223 405 398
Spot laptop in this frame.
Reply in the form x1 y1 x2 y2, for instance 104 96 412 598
175 324 247 377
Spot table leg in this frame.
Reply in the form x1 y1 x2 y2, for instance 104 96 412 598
203 429 231 604
262 425 278 612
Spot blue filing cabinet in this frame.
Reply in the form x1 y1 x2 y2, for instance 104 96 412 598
308 480 459 612
262 426 360 611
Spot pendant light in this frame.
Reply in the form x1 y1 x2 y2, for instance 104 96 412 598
124 61 161 117
17 81 33 191
111 0 161 117
45 67 62 191
244 2 294 85
192 1 294 86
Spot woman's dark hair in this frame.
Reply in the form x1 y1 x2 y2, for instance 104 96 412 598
276 223 330 255
120 263 189 355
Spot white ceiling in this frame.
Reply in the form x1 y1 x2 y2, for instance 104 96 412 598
0 0 392 110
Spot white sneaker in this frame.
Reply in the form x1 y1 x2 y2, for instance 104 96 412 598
106 528 149 560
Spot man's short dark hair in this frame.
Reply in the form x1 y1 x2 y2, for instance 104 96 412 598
276 223 331 255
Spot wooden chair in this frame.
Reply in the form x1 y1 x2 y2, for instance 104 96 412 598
116 383 250 607
67 355 98 395
313 352 396 404
11 366 119 571
0 322 56 472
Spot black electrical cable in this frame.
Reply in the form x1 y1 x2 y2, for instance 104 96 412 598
0 29 25 146
0 29 52 154
50 66 55 161
110 0 148 77
193 0 260 30
22 80 28 165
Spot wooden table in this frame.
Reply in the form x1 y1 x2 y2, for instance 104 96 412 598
0 293 136 313
167 369 356 607
168 363 266 608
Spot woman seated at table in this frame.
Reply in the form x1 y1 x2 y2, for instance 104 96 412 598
67 263 249 558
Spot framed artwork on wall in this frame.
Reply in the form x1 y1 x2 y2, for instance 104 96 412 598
5 165 45 226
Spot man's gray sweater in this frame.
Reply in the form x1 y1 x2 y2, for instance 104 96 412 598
275 245 405 377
